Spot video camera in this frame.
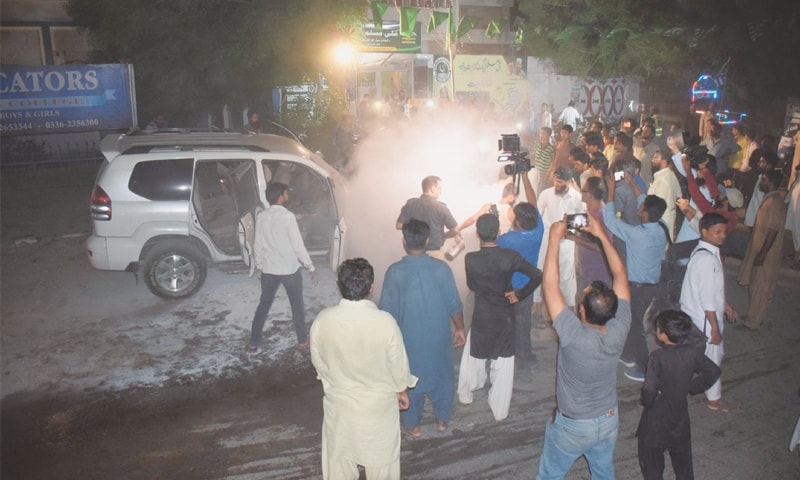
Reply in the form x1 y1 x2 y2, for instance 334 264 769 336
497 134 531 176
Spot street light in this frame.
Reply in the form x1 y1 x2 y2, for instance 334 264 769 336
334 42 359 119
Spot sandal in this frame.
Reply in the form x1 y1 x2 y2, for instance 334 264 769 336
707 400 734 413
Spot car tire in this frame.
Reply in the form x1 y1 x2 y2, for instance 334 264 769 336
142 240 207 299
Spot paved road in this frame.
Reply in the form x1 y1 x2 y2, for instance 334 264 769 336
2 236 799 479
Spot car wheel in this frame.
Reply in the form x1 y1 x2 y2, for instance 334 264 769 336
142 241 207 299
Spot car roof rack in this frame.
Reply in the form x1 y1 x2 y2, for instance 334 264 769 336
99 129 335 175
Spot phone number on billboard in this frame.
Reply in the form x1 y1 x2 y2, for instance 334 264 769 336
0 122 34 132
44 119 100 129
1 118 101 132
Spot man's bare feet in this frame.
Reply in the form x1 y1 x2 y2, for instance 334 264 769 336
707 399 734 412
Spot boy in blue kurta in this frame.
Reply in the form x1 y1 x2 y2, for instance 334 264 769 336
380 219 466 436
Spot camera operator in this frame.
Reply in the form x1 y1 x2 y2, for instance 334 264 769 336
496 173 545 370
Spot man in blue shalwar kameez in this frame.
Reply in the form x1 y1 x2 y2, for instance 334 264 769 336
380 219 466 437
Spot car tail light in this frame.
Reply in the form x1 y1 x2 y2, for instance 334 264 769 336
91 186 112 220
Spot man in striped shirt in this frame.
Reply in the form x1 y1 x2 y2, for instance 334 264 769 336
531 126 555 196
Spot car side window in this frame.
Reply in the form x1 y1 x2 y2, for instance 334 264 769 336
128 158 193 201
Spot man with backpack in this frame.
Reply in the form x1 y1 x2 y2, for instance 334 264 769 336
679 213 739 412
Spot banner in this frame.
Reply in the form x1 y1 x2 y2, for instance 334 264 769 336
452 55 527 114
360 21 421 53
0 64 136 135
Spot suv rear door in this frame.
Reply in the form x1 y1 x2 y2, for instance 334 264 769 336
190 158 260 263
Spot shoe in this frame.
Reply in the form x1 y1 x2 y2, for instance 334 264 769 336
624 369 645 382
246 345 261 355
618 358 635 368
296 340 310 351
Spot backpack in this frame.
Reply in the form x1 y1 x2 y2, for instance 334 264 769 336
658 238 700 303
644 240 713 350
642 230 699 333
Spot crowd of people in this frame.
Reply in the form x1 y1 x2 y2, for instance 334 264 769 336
245 106 800 479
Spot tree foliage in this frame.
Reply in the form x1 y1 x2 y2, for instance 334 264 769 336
519 0 800 126
67 0 365 137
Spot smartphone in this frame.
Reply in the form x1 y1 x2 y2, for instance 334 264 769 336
614 171 625 181
565 213 589 231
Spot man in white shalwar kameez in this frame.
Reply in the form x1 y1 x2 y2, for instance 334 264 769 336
310 258 418 480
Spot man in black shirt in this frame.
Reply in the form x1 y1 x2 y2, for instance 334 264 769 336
456 214 541 421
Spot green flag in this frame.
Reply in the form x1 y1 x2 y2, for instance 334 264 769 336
485 19 504 38
370 1 388 30
400 7 419 37
427 10 450 33
455 16 475 39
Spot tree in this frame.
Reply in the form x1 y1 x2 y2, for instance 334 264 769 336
67 0 365 144
519 0 800 129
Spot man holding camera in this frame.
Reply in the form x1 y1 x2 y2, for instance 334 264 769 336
497 173 545 369
603 174 668 381
536 211 631 479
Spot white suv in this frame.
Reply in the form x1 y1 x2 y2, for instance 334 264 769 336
86 131 346 298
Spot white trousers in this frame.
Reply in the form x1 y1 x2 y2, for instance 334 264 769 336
704 341 724 401
457 330 515 421
533 236 576 306
696 317 724 401
325 458 399 480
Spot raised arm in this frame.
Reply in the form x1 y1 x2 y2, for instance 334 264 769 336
521 170 538 208
449 203 492 238
542 221 567 319
581 211 629 301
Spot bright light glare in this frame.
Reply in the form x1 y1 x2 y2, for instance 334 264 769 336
334 43 355 64
425 99 435 109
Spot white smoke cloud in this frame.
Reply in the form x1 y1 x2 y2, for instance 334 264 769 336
341 104 524 310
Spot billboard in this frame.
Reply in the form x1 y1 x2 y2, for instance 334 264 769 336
0 64 136 135
450 55 527 114
360 21 421 53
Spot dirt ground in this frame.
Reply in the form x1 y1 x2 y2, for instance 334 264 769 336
2 167 800 479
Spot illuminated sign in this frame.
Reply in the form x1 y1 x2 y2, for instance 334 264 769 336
691 74 718 103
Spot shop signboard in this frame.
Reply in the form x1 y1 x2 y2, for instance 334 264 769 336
0 64 136 135
360 21 421 53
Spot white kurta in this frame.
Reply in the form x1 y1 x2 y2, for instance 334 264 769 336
680 241 726 401
648 167 682 240
533 187 585 305
310 299 418 479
